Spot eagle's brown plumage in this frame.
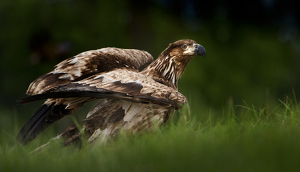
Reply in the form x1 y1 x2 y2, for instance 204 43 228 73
17 39 206 145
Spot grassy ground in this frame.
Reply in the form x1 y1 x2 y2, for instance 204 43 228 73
1 99 300 172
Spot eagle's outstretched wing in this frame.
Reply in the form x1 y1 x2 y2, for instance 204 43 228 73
18 69 187 145
26 48 153 95
17 69 186 144
17 48 153 144
20 69 187 107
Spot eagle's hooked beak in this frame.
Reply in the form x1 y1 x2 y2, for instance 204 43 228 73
194 44 206 58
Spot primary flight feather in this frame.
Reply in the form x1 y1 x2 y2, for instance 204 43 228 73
17 39 206 145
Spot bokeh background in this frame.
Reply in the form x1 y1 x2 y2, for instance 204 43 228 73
0 0 299 131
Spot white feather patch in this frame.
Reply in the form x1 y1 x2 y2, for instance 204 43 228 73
123 102 143 121
58 73 72 80
88 128 102 142
99 128 110 143
68 57 79 64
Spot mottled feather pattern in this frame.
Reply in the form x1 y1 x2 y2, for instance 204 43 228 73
27 48 153 95
17 39 205 146
61 101 171 145
76 69 187 104
21 69 187 108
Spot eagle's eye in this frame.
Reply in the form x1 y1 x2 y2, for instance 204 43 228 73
181 44 187 49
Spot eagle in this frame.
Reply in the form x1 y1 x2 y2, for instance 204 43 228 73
17 39 206 146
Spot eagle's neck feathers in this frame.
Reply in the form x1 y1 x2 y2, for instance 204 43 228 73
141 54 190 89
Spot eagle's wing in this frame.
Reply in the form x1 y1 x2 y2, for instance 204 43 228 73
19 69 187 145
17 69 186 144
20 69 187 108
17 49 153 144
26 48 153 95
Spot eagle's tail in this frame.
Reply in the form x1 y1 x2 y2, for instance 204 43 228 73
16 103 68 145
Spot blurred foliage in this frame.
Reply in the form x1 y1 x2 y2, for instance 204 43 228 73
0 0 299 120
2 101 300 172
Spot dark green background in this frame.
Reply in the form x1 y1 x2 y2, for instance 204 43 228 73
0 0 299 124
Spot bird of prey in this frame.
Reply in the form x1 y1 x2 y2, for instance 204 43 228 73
17 39 206 146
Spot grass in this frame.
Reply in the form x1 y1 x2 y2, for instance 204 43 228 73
1 99 300 172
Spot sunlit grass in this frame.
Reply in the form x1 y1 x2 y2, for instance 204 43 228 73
1 99 300 172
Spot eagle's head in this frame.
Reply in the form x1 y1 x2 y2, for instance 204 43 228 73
161 39 205 60
142 39 205 89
